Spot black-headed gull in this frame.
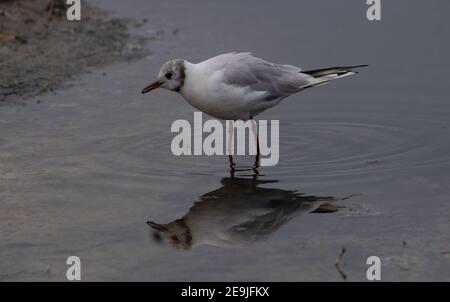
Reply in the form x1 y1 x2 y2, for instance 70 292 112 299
142 52 366 167
141 52 367 120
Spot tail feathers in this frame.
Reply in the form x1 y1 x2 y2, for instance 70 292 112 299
303 65 368 78
299 65 368 90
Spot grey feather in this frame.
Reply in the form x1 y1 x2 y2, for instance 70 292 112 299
221 52 313 98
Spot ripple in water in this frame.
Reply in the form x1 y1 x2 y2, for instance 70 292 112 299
82 116 450 180
276 119 450 178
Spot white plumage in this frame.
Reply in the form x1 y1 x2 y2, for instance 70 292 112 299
142 52 367 120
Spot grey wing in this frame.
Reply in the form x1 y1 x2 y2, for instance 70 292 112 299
221 52 313 99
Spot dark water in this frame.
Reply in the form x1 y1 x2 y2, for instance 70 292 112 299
1 0 450 281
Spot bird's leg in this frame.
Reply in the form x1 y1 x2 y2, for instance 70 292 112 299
253 136 260 177
226 120 234 156
251 118 260 169
228 155 236 178
227 120 235 176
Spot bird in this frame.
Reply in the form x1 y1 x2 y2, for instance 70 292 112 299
141 52 366 164
141 52 367 121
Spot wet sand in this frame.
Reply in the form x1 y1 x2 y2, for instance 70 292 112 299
0 0 148 104
0 0 450 281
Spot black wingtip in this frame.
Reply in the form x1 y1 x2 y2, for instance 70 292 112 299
303 64 369 78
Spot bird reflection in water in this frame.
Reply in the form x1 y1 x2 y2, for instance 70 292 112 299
147 172 339 250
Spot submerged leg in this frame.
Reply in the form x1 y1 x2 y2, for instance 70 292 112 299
251 118 260 175
227 120 235 176
228 155 236 177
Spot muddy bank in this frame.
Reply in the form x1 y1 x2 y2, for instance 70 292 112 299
0 0 148 104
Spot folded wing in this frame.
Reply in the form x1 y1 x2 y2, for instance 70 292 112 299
220 52 313 100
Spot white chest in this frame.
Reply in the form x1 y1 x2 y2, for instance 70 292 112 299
179 62 277 120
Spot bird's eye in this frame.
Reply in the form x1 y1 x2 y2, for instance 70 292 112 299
165 72 173 79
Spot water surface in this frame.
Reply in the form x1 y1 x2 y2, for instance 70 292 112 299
1 0 450 281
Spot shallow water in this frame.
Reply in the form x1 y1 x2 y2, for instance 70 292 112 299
1 0 450 281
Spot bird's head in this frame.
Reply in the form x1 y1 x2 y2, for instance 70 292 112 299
147 219 192 250
141 59 186 94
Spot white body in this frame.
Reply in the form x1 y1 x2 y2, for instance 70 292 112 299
145 52 364 120
180 53 316 120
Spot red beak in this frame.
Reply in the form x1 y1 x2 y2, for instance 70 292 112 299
141 81 161 94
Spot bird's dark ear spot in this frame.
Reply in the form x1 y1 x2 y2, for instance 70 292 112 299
166 72 173 80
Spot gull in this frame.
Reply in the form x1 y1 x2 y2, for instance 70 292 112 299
141 52 366 163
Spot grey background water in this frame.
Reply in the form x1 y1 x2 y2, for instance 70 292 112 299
1 0 450 281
